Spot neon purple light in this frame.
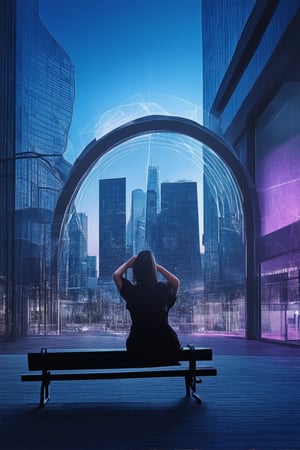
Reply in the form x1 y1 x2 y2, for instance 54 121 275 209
257 133 300 236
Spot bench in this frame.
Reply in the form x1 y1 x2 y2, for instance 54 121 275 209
21 345 217 407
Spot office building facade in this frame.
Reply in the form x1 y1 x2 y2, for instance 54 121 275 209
0 0 75 337
130 189 146 255
202 0 300 341
68 212 88 300
99 178 126 280
145 166 160 249
157 181 202 289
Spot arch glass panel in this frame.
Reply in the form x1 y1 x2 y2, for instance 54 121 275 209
56 133 246 336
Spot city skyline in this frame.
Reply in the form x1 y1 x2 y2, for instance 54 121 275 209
98 170 202 286
77 154 204 264
38 0 205 262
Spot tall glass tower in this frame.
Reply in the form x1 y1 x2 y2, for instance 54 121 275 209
0 0 75 337
146 166 160 212
68 213 88 300
130 189 146 255
157 181 202 288
202 0 300 339
145 166 159 250
99 178 126 280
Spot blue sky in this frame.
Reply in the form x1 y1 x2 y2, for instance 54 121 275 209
39 0 203 159
38 0 204 257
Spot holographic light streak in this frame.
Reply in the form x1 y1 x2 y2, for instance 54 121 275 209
74 131 205 257
74 127 243 262
94 95 204 141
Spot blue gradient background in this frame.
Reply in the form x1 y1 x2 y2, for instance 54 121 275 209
39 0 204 258
39 0 203 160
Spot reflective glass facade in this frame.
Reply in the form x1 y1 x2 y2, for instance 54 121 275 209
202 0 300 341
2 0 300 342
99 178 126 280
0 0 74 337
203 147 245 335
129 189 146 255
257 76 300 341
0 0 16 337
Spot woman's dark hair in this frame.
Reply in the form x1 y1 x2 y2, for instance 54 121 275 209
133 250 157 286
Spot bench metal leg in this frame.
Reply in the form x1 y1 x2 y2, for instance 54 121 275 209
185 374 202 404
191 376 202 404
185 374 191 398
39 371 50 408
185 344 203 404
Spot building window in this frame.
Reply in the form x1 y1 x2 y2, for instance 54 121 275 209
256 81 300 341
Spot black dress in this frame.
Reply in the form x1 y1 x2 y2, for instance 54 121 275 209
120 277 181 358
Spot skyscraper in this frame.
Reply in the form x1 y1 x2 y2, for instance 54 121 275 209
201 0 300 339
130 189 146 255
145 166 159 250
68 212 88 300
201 0 247 300
147 166 160 212
99 178 126 279
0 0 75 337
157 181 202 288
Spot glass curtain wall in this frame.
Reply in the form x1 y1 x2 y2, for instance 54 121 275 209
257 79 300 342
0 0 75 338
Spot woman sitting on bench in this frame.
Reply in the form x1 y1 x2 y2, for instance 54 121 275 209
113 250 182 358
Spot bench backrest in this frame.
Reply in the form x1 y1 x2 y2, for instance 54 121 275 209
27 347 213 371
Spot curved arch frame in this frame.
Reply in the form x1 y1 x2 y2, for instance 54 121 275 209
52 114 260 339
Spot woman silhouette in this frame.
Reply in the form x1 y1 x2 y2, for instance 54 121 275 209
113 250 181 357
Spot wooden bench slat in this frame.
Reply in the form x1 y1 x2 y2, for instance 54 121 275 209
27 347 213 371
22 366 217 382
21 346 217 406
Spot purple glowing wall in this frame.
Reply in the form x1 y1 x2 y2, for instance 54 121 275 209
257 133 300 236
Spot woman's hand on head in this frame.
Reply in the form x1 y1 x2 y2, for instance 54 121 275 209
156 264 179 293
113 256 136 291
127 256 136 268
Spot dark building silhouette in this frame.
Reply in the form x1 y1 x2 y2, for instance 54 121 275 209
99 178 126 280
156 181 202 288
145 190 158 250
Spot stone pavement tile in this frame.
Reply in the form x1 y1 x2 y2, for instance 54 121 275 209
1 336 300 450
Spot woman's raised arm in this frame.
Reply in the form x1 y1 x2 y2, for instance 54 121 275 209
113 256 136 291
156 264 180 293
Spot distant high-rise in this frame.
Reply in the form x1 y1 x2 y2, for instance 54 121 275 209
99 178 126 279
87 256 97 279
68 213 88 299
145 166 159 250
147 166 160 212
130 189 146 255
157 181 202 287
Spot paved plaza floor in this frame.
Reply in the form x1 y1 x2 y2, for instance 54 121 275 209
1 334 300 450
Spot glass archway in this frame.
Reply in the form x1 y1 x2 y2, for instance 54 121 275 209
49 115 258 338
